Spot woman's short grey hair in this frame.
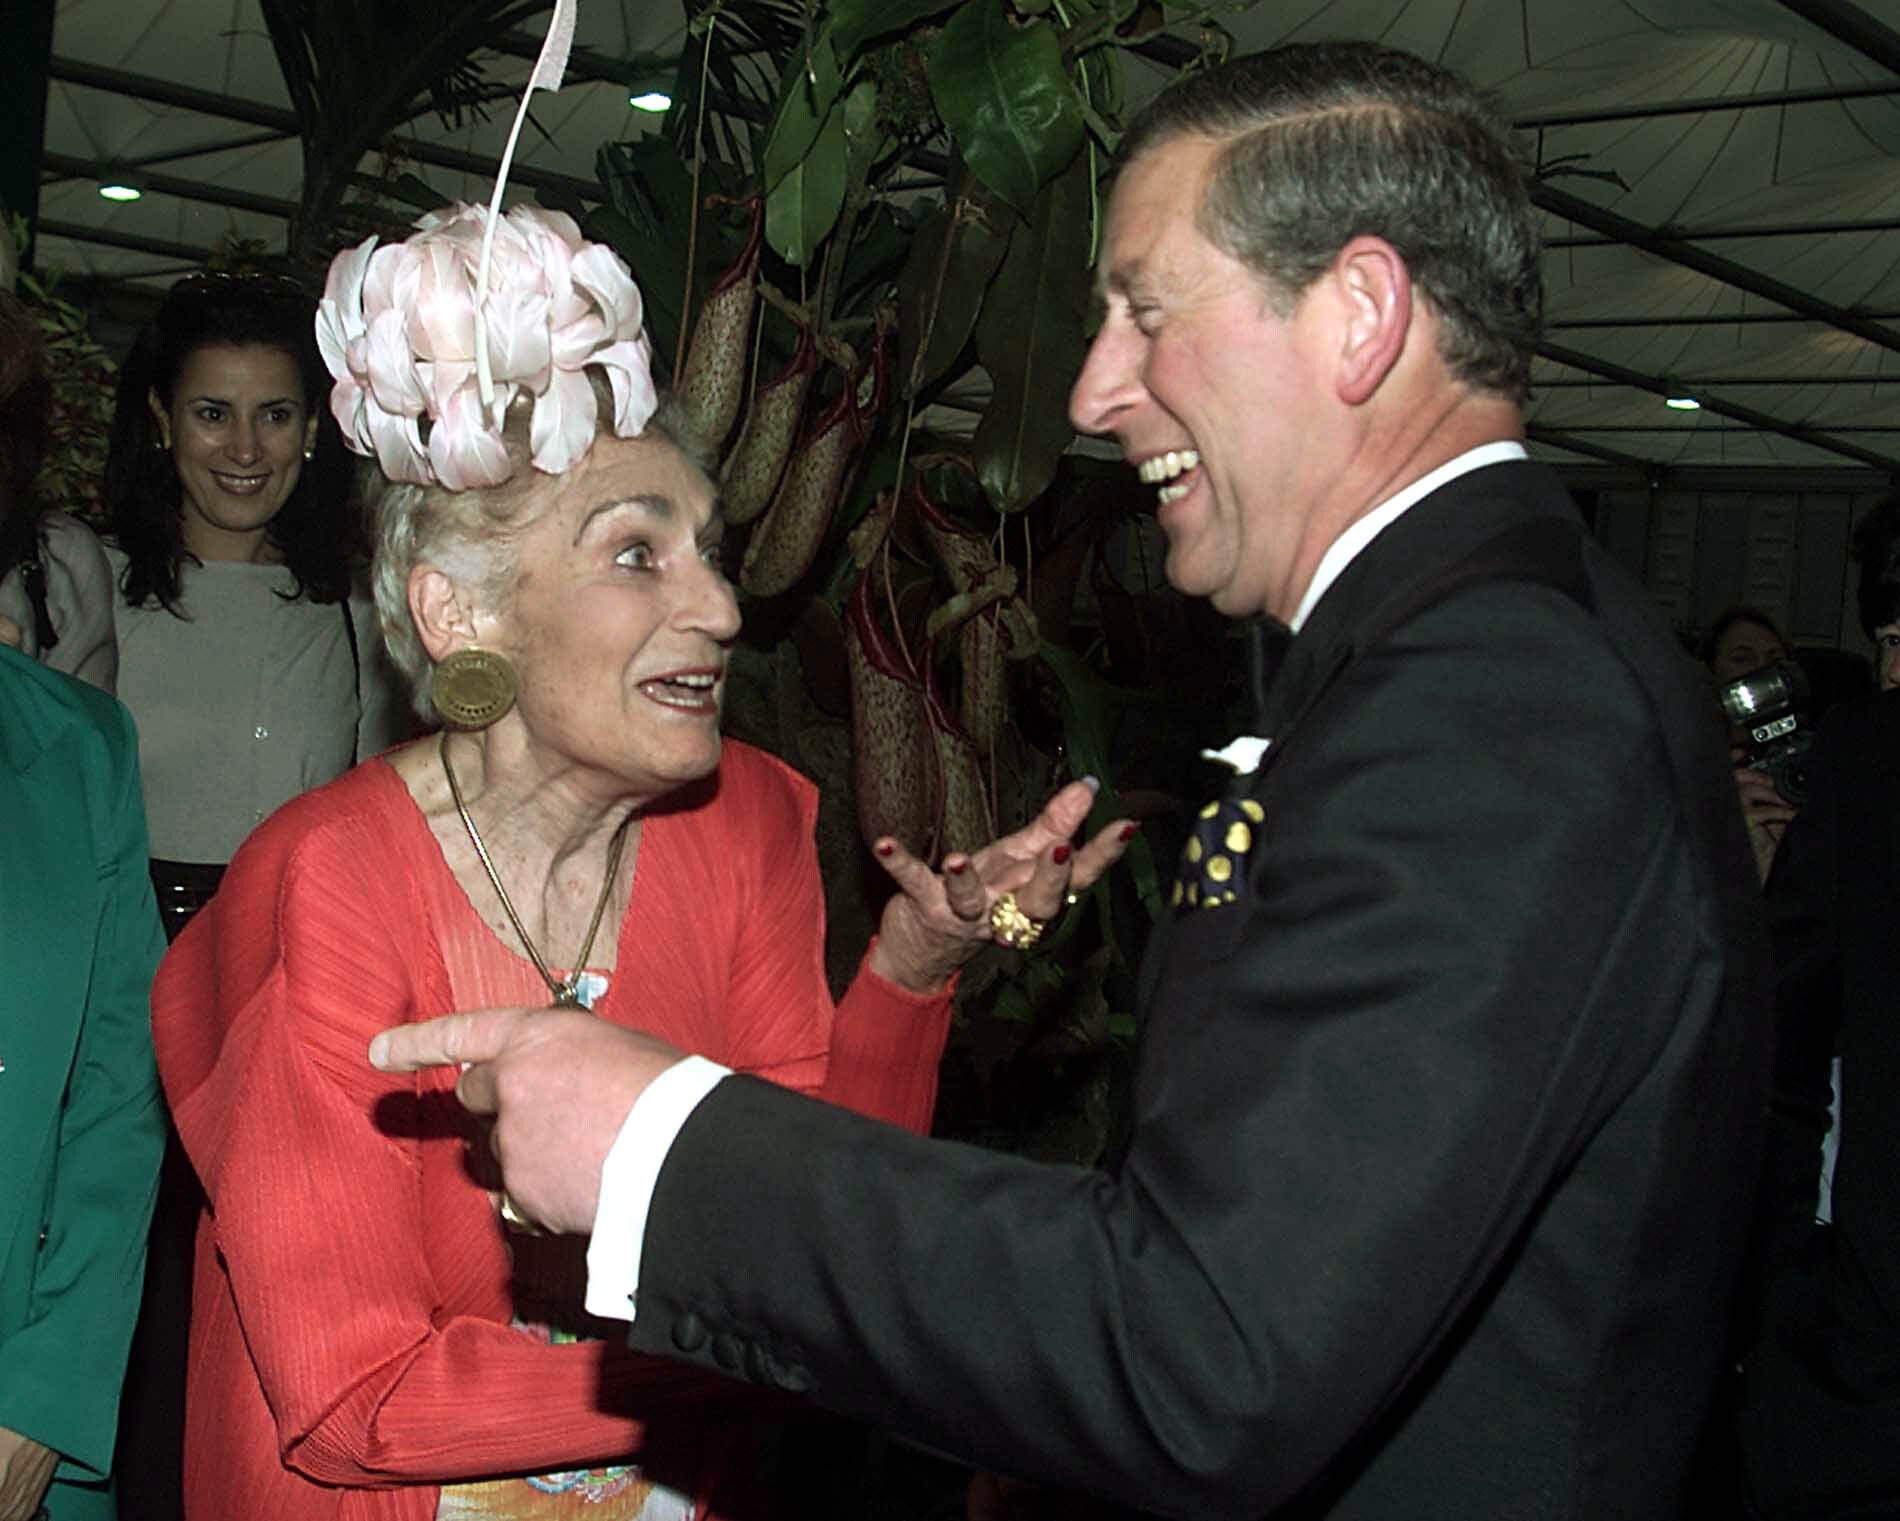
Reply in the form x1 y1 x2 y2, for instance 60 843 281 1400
1119 41 1543 402
368 380 710 721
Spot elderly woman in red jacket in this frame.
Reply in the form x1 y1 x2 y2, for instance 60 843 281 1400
151 202 1125 1521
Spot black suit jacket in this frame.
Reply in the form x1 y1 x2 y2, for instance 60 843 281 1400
1741 689 1900 1515
628 460 1769 1519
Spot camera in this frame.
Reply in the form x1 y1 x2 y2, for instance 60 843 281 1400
1718 659 1814 805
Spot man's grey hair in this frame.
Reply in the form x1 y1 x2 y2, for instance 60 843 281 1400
1119 41 1543 402
366 385 712 722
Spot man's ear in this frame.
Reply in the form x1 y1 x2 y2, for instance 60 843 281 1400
409 564 484 664
147 388 172 448
1330 236 1413 406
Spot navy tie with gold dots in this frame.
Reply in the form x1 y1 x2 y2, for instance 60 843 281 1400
1173 796 1264 913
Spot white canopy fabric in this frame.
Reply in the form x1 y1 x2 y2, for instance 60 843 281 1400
31 0 1900 474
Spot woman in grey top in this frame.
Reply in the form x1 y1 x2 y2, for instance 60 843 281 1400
103 273 408 940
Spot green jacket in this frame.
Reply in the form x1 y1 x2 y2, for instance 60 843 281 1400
0 645 165 1520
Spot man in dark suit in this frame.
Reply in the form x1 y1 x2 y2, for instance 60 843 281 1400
1738 494 1900 1519
375 41 1768 1519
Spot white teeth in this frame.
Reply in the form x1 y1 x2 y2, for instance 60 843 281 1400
1135 449 1200 485
644 673 720 708
1157 479 1194 506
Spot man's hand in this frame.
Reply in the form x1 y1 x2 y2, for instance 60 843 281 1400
369 1009 684 1235
0 614 24 653
0 1425 56 1521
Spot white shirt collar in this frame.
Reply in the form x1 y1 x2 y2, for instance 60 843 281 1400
1286 440 1529 633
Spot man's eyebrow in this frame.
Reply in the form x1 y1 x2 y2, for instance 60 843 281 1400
1095 257 1152 303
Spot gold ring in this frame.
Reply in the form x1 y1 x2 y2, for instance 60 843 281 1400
497 1192 543 1235
988 891 1047 950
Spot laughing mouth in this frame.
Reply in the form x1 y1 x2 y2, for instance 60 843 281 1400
639 671 721 711
1135 449 1200 506
212 472 270 491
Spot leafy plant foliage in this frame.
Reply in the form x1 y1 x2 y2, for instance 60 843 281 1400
598 0 1249 1180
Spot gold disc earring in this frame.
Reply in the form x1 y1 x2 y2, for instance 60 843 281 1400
430 648 518 729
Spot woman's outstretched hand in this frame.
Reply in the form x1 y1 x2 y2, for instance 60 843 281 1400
868 778 1138 994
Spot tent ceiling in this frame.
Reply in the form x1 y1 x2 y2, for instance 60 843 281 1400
32 0 1900 478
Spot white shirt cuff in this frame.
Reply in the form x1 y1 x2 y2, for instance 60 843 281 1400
584 1054 731 1323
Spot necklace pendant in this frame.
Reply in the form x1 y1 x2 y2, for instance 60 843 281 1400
439 732 629 1019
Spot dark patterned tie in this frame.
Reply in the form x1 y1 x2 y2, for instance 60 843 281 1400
1173 796 1265 913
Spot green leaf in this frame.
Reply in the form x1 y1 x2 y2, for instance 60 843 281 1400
972 155 1090 513
591 140 697 378
927 0 1085 215
837 201 915 316
762 35 844 192
590 139 750 383
1036 639 1166 921
826 0 960 65
765 98 849 268
896 186 1013 398
841 74 885 185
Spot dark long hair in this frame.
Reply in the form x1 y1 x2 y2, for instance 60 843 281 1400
104 273 359 613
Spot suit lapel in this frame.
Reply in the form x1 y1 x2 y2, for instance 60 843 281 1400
1252 461 1582 775
1158 462 1584 925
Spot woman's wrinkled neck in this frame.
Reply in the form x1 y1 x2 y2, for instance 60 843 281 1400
428 723 649 867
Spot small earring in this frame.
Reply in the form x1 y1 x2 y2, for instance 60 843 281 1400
430 647 518 729
302 446 314 460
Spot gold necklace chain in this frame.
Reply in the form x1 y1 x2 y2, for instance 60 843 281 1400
438 730 632 1008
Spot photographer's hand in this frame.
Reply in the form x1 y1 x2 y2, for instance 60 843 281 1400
1733 765 1797 885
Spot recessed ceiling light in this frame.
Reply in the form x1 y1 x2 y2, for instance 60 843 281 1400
1664 396 1700 411
98 182 141 202
629 91 672 112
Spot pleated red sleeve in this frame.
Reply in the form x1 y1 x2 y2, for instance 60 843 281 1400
683 742 954 1133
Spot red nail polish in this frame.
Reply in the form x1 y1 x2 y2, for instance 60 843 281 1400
1118 822 1140 842
1052 844 1072 865
946 859 968 875
875 841 895 858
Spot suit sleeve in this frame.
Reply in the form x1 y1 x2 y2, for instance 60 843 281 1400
0 699 163 1478
162 822 747 1490
627 586 1714 1516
